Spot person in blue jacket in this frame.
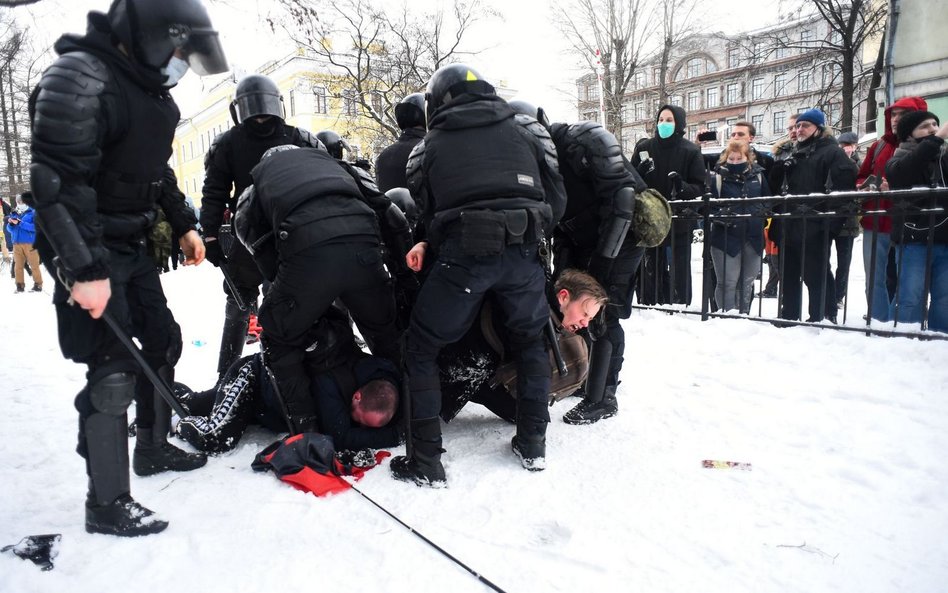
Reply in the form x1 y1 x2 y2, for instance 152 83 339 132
5 193 44 292
708 140 770 314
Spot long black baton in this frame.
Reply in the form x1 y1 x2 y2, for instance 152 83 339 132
545 318 568 377
220 264 248 311
51 257 189 418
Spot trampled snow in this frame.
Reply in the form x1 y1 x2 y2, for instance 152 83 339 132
1 246 946 593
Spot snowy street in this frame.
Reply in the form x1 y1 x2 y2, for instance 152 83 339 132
1 259 946 593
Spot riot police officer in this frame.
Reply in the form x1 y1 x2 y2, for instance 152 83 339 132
389 65 566 487
234 144 411 435
375 93 427 192
28 0 227 536
509 101 670 426
201 74 321 379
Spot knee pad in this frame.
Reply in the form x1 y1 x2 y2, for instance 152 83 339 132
89 372 136 416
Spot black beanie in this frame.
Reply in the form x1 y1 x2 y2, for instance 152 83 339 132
897 110 940 142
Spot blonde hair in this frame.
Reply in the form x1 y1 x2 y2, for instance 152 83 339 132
717 139 755 167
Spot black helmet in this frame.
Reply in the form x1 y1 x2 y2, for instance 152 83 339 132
316 130 351 159
385 187 417 226
425 63 494 121
394 93 426 130
230 74 283 125
507 99 551 130
107 0 227 75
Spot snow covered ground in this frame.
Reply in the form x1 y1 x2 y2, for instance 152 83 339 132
1 244 947 593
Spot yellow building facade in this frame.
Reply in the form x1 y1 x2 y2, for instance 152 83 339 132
171 48 392 208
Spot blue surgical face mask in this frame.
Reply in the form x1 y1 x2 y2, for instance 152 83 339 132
161 56 190 87
657 122 676 139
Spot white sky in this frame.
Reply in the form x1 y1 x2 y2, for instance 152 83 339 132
18 0 784 123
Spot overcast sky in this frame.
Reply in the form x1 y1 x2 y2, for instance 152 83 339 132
18 0 782 123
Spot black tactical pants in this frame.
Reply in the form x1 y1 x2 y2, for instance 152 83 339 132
258 242 400 425
51 242 182 457
407 240 550 424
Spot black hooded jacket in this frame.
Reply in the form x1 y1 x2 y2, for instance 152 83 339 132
29 12 196 281
629 104 706 235
375 127 425 193
886 134 948 244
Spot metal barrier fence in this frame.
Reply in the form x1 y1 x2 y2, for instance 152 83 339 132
632 186 948 341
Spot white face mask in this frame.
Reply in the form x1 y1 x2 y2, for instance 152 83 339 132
161 56 190 87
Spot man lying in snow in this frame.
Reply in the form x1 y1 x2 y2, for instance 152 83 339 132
175 307 404 454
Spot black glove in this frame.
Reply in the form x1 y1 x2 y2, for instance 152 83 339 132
204 238 226 267
636 159 654 180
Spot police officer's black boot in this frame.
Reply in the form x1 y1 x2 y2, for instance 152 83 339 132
133 368 207 477
563 338 618 425
217 299 250 381
83 373 168 536
512 399 548 471
390 417 446 487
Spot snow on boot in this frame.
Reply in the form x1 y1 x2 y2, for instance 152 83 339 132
511 435 546 471
391 417 446 487
85 494 168 537
562 389 618 425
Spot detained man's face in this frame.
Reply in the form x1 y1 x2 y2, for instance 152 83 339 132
350 386 396 428
557 290 603 334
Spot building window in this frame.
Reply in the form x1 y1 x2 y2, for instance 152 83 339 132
773 111 787 136
752 114 765 137
798 70 811 93
822 63 841 86
774 73 788 97
705 120 718 131
652 68 661 85
752 41 765 61
830 30 842 47
634 71 646 88
670 94 682 107
343 89 359 115
725 83 739 105
688 124 698 140
586 84 599 102
751 78 765 100
801 29 814 46
634 102 645 120
726 117 738 135
706 87 719 109
775 45 790 59
727 48 741 69
687 91 700 111
686 57 702 79
313 86 327 114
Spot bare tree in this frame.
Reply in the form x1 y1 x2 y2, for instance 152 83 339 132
268 0 493 152
555 0 655 143
755 0 887 132
654 0 700 108
0 1 44 6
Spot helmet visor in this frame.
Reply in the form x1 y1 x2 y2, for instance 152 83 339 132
180 29 228 76
234 93 284 122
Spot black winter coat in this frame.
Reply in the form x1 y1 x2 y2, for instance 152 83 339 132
375 128 425 193
769 134 857 242
885 135 948 244
629 104 706 238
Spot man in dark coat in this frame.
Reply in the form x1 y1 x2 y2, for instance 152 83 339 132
375 93 427 193
234 144 410 436
177 307 404 453
27 0 227 536
630 104 706 305
769 108 858 323
200 74 321 378
389 64 566 486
